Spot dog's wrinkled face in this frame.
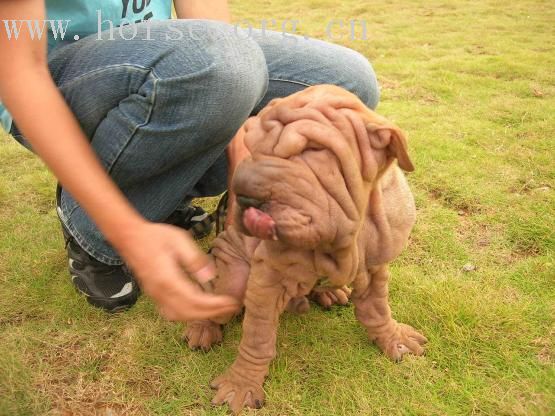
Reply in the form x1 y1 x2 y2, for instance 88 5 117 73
232 85 413 250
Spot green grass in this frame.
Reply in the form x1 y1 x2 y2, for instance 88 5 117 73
1 0 554 414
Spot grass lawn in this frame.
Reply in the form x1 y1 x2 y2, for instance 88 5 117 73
1 0 554 414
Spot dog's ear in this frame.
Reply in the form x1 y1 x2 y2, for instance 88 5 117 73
366 123 414 172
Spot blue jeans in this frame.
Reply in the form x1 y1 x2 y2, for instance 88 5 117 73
11 19 379 265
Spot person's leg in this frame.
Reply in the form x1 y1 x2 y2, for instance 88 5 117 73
252 30 380 112
47 20 267 265
11 20 268 311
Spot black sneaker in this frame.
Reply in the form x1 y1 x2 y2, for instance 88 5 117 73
165 205 214 239
214 191 228 236
56 187 217 312
56 186 140 313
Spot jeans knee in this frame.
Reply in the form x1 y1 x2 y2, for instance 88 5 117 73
341 49 380 110
151 20 268 140
207 32 269 125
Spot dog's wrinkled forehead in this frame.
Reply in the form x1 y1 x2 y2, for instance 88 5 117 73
244 85 405 178
245 85 381 157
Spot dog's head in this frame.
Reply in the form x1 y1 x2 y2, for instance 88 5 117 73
232 85 413 250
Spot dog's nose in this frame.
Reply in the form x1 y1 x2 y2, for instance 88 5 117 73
237 195 264 209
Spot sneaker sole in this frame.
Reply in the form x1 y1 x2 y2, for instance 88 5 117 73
72 275 140 313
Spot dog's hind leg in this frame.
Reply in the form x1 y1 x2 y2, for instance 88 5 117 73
352 264 427 361
285 296 310 314
285 286 352 314
309 286 352 309
184 227 254 351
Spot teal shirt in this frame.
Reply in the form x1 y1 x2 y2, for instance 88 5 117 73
0 102 11 132
0 0 172 133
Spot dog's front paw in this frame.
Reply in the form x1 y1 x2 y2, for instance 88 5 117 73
374 322 427 362
210 369 265 414
183 320 222 351
310 285 352 309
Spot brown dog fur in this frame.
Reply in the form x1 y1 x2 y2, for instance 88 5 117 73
184 85 427 414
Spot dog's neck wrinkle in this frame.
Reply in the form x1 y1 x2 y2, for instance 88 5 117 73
313 244 359 287
313 213 363 286
367 184 385 222
364 178 394 250
253 239 358 290
308 181 371 286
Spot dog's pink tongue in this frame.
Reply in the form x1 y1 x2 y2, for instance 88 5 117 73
243 207 277 240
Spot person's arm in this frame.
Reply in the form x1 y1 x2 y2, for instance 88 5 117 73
0 0 238 321
0 0 143 248
173 0 231 22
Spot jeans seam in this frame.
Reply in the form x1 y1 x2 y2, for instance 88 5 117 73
61 194 80 221
59 198 123 265
268 78 313 88
105 72 158 174
71 222 123 266
253 71 270 110
58 64 152 92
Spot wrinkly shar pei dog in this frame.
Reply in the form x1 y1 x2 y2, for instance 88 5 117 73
184 84 427 414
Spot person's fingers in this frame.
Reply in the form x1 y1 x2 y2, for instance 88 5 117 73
174 231 216 284
183 301 239 321
161 295 240 321
132 226 238 321
157 290 239 322
172 282 240 318
158 305 177 321
153 266 239 321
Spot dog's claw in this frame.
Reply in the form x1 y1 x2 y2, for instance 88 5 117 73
211 370 265 414
184 320 223 351
375 322 427 361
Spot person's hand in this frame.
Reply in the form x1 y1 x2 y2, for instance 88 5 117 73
115 221 240 321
